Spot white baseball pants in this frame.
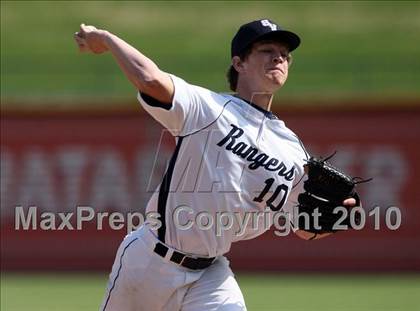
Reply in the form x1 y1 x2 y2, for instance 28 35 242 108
100 225 247 311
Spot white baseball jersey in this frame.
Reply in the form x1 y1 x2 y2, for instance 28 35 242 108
137 74 307 257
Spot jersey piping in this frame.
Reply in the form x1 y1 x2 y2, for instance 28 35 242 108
156 100 231 242
179 100 232 138
157 136 184 242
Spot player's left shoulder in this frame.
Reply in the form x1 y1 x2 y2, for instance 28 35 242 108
273 123 308 176
274 121 307 151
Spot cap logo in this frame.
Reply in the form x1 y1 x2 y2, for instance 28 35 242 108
261 19 277 31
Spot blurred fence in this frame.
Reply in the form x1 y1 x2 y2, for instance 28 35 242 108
1 102 420 271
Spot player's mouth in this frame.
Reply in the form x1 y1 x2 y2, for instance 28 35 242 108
267 68 284 74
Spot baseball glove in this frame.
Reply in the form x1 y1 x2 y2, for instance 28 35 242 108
297 152 371 234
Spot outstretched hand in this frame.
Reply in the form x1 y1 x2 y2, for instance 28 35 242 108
74 23 108 54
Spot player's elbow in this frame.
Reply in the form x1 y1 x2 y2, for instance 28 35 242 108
128 58 160 89
132 67 159 89
136 70 174 104
139 75 160 92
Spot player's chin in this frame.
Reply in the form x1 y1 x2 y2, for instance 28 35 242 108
265 74 286 89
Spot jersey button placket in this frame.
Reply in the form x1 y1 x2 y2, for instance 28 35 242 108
256 115 267 148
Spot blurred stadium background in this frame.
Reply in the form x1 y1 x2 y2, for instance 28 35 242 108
1 1 420 310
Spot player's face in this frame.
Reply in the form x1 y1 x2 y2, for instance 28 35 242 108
242 41 291 92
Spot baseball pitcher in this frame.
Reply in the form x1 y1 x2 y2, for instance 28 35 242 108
74 19 362 311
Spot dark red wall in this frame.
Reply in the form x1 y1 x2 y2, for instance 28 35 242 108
2 105 419 271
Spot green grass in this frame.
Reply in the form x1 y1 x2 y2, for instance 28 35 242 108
1 1 420 106
239 274 420 311
1 273 419 311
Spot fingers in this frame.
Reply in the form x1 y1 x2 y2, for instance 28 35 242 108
78 23 88 39
74 32 83 43
77 23 96 38
75 23 101 53
80 23 97 34
74 32 88 53
74 23 93 53
74 23 87 52
343 198 357 207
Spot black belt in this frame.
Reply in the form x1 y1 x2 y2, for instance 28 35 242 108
153 242 215 270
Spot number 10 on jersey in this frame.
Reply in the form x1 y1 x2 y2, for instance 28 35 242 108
253 178 289 211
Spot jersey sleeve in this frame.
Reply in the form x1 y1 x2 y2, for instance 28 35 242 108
137 74 228 136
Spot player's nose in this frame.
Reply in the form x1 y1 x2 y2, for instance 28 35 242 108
272 54 286 64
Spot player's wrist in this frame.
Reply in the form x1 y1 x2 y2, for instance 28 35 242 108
100 30 114 48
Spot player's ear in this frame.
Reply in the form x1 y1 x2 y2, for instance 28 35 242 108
232 56 245 73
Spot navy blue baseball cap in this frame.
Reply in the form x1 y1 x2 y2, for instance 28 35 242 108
231 19 301 58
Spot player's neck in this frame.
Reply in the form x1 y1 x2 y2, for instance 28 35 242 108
235 88 274 111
